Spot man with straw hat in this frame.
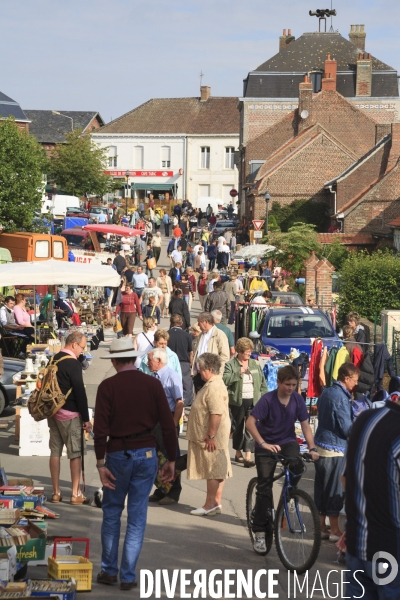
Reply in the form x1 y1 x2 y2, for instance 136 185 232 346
94 338 177 591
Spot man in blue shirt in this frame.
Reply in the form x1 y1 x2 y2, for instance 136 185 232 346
139 202 145 217
162 213 170 237
132 266 148 298
147 348 184 506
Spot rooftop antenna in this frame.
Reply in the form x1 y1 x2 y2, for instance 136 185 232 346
309 8 337 32
200 70 204 87
329 0 334 31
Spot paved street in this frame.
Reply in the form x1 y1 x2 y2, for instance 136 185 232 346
0 236 348 599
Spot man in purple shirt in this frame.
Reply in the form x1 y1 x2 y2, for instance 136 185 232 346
246 365 319 555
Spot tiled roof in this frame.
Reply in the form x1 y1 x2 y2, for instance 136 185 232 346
255 32 394 73
23 110 105 143
0 91 29 121
317 233 376 245
96 97 240 135
244 32 398 99
387 218 400 228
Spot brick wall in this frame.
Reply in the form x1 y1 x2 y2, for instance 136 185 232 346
336 139 390 210
305 253 319 299
315 258 335 309
356 55 372 97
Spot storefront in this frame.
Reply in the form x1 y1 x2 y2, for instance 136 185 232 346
104 169 181 208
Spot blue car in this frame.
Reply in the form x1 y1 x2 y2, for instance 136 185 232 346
260 307 340 356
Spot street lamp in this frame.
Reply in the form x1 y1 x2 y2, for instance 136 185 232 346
264 192 271 236
52 111 74 131
125 169 131 214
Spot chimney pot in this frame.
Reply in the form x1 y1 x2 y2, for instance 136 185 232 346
288 29 291 35
349 24 366 51
200 85 211 102
283 29 286 35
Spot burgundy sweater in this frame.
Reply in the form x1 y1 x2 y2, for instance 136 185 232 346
94 370 176 461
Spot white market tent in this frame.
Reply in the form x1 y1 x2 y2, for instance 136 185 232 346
0 259 121 287
233 244 277 260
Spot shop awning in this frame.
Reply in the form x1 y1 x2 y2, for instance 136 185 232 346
132 183 176 190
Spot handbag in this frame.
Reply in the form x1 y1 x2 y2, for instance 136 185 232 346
113 317 123 333
147 257 156 269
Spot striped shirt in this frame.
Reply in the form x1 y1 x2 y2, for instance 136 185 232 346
343 401 400 561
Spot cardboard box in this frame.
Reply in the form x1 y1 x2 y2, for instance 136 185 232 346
0 508 20 525
0 546 17 581
0 522 46 562
0 495 42 509
30 579 77 600
7 479 34 488
26 344 49 354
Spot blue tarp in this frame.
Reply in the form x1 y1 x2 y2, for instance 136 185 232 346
63 217 89 230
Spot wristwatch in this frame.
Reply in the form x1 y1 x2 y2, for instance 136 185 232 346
309 447 317 453
207 434 216 440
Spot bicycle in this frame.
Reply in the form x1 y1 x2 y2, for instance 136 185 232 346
246 452 321 573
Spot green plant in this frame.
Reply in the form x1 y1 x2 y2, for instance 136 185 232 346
270 198 330 232
338 250 400 321
0 117 47 231
267 223 321 276
321 237 351 271
48 129 113 197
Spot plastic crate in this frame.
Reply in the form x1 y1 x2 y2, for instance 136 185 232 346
48 537 92 591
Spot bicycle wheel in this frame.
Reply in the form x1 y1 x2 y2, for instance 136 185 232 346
274 488 321 573
246 477 273 556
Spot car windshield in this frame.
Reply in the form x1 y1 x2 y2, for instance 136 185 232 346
266 313 334 338
63 234 86 247
216 221 235 228
271 294 303 306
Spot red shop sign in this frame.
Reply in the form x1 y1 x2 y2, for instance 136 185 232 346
104 170 173 177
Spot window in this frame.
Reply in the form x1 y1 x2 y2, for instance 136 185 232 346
53 241 64 259
35 240 50 258
250 160 265 174
225 147 235 169
200 147 210 169
161 146 171 168
310 71 323 93
108 146 117 168
134 146 144 169
198 184 210 197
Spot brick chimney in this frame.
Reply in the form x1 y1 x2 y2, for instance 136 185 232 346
298 76 313 131
387 122 400 170
279 28 295 52
349 24 366 52
321 54 337 91
356 53 372 96
200 86 211 102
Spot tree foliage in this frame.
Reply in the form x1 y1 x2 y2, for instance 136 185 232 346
338 250 400 321
266 223 321 276
48 129 113 197
321 237 351 271
270 198 330 232
0 117 47 231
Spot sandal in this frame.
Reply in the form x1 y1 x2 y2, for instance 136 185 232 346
51 492 62 503
234 456 244 463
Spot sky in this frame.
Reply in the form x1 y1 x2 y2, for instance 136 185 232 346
1 0 399 124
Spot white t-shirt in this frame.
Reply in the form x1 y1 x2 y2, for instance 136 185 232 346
141 286 163 307
197 327 214 360
134 330 156 368
171 250 183 264
208 277 219 293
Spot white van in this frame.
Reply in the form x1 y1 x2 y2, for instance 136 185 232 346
41 195 81 217
195 196 221 215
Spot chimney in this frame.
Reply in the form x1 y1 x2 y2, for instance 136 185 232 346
387 122 400 170
298 76 313 131
349 24 366 52
279 28 295 52
200 86 211 102
321 54 337 91
356 52 372 97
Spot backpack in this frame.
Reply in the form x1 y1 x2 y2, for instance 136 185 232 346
28 356 74 422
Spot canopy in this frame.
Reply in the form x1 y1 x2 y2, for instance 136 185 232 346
132 183 175 191
0 259 121 287
82 224 142 236
233 244 277 259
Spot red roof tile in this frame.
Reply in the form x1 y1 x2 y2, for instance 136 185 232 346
317 233 376 245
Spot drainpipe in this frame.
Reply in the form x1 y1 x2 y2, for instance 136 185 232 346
328 185 337 215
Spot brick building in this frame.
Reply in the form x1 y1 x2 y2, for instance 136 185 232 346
24 110 104 155
239 22 400 235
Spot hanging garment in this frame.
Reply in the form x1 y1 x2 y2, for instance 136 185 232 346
319 345 329 387
325 347 338 388
351 347 363 368
249 278 268 293
354 351 375 398
374 343 396 390
307 339 323 398
332 346 350 380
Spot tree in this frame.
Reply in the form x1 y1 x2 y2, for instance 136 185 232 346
321 237 351 271
48 129 113 197
339 250 400 322
266 223 321 276
0 117 47 231
270 198 330 232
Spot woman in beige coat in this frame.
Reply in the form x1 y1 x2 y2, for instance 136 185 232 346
156 269 173 318
186 353 232 516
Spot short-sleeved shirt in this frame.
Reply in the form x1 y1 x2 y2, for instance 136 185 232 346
141 286 163 307
251 390 308 447
152 365 183 412
168 327 193 363
132 272 148 289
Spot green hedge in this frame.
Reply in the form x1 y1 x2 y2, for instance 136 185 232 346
338 250 400 321
270 198 330 232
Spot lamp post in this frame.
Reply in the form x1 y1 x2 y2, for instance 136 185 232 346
125 169 131 214
264 192 271 237
51 111 74 131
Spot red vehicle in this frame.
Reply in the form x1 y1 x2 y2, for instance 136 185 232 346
66 207 90 219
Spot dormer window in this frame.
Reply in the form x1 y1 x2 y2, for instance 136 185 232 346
310 71 323 93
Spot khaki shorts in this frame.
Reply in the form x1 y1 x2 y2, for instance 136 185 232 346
48 416 87 459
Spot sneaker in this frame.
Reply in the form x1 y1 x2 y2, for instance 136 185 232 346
253 532 267 555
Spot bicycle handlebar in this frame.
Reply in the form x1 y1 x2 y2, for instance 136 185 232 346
271 452 315 463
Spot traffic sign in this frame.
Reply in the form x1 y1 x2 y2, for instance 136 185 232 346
230 189 238 197
253 231 263 238
252 220 265 231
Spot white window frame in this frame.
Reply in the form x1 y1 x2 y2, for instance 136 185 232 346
225 147 235 169
134 146 144 169
161 146 171 168
108 146 117 168
200 146 210 169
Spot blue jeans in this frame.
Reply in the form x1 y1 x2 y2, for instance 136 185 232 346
183 295 189 306
346 553 400 599
101 448 158 583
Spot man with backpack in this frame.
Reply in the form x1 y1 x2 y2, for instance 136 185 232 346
47 331 92 505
